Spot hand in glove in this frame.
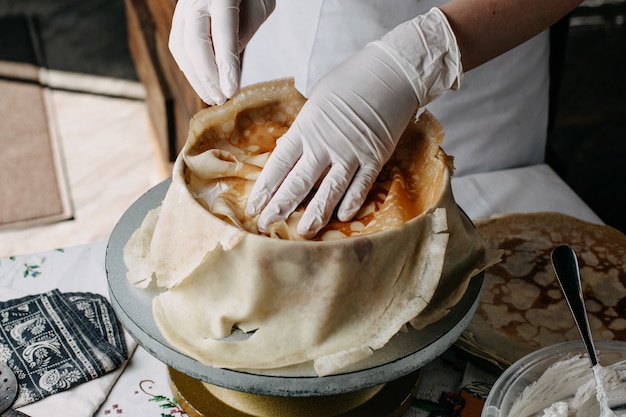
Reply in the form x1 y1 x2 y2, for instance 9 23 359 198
169 0 275 105
246 8 462 239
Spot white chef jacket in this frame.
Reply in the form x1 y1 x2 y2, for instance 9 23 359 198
241 0 550 178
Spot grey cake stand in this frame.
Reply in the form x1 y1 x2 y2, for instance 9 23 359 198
105 178 482 414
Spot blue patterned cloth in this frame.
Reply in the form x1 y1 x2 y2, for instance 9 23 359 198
0 290 128 407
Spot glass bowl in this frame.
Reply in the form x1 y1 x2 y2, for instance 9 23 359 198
482 339 626 417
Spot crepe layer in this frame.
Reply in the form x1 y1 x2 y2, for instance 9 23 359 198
124 79 500 376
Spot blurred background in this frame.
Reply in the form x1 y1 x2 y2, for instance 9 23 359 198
0 0 624 257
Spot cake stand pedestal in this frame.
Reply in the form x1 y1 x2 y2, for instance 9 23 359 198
169 367 420 417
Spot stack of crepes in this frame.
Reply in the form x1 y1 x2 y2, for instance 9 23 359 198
124 78 501 376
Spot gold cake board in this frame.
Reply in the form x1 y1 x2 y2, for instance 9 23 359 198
169 367 421 417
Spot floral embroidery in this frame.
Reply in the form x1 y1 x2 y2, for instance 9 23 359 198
9 317 46 344
74 300 96 322
20 256 47 278
0 255 16 269
139 380 187 416
23 263 41 278
0 343 12 362
23 338 62 368
39 366 83 392
103 403 124 415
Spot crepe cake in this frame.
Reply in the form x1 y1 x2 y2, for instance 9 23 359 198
456 212 626 372
123 78 501 377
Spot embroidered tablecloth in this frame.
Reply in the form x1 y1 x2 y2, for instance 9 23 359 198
0 163 606 416
0 241 496 417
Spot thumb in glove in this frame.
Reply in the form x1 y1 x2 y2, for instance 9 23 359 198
169 0 275 105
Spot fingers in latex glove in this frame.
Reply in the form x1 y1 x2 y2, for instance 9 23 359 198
247 8 462 239
210 0 241 97
169 0 275 105
250 133 361 238
247 44 419 239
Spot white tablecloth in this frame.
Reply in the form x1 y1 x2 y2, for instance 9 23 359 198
0 163 603 417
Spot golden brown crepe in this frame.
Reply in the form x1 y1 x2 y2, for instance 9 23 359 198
456 212 626 372
124 78 500 376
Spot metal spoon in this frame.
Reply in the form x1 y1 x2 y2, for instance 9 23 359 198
551 246 624 416
551 244 598 367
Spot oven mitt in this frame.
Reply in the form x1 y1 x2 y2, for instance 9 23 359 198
0 290 128 407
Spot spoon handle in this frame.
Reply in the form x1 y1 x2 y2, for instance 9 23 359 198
551 245 599 367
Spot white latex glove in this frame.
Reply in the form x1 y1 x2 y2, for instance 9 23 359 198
169 0 275 105
247 8 462 239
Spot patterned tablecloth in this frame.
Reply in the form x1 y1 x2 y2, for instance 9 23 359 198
0 241 497 417
0 163 606 416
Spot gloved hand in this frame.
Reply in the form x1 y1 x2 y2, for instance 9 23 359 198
246 8 463 239
169 0 276 105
